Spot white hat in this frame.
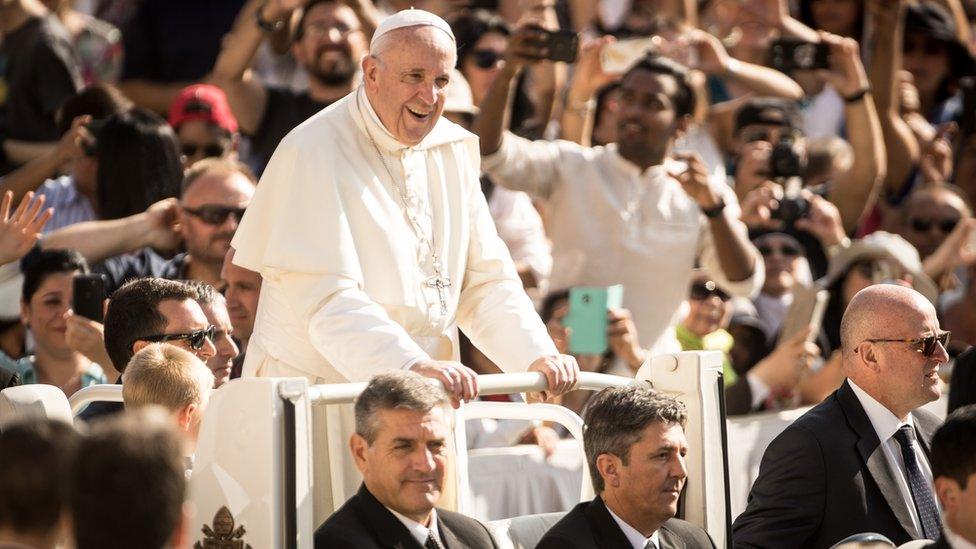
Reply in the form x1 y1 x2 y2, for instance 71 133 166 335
370 8 455 50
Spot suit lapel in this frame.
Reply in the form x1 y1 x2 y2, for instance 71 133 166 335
911 409 941 457
585 496 638 549
353 484 425 549
436 514 463 549
658 523 686 549
837 381 921 539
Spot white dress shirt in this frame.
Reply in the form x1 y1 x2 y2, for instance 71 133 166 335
848 379 937 535
483 133 763 355
388 506 442 547
605 502 661 549
944 525 976 549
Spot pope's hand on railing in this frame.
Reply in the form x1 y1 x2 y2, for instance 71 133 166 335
409 360 479 408
527 354 580 401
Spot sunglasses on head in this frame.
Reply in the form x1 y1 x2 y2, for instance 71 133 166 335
471 49 504 69
183 205 246 225
689 280 730 302
757 244 802 258
907 216 959 234
140 325 216 351
181 143 226 159
861 330 951 358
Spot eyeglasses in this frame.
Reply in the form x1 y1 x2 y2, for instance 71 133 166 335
183 205 246 225
757 244 802 258
471 49 504 70
140 325 216 351
860 330 951 358
689 280 730 302
907 216 959 234
181 142 226 159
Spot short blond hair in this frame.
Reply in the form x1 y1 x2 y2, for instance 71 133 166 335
122 343 214 413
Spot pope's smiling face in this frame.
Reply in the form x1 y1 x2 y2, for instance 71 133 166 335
363 26 456 147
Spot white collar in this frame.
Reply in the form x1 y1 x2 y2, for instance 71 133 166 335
604 498 661 549
848 379 915 443
944 525 976 549
387 506 440 547
352 85 472 153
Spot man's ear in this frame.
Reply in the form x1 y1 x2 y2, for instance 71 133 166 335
132 339 149 356
178 403 197 431
858 342 883 373
350 433 370 475
934 477 957 512
674 114 693 139
362 56 380 90
596 453 622 489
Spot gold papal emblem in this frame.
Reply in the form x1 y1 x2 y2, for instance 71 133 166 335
194 506 252 549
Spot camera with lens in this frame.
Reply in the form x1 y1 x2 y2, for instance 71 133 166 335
768 135 810 225
769 134 806 179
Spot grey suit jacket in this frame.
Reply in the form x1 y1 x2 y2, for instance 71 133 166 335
732 379 942 549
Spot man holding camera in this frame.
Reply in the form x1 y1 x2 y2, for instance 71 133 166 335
476 29 763 356
734 32 886 278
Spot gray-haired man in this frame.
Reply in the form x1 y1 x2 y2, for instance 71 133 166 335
314 371 497 548
537 385 714 549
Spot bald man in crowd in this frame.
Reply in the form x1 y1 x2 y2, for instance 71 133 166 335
734 285 947 548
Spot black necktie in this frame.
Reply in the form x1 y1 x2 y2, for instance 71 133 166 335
893 425 942 539
425 531 444 549
644 540 658 549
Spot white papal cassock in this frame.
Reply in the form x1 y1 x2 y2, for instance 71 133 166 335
231 87 558 520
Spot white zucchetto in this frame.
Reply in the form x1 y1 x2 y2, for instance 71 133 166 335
369 8 456 50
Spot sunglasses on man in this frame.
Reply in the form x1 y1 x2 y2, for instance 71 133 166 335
181 143 226 159
860 330 951 358
183 205 247 226
906 216 959 234
689 280 730 302
757 243 803 258
139 325 216 351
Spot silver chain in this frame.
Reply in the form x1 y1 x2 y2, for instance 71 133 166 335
357 92 451 314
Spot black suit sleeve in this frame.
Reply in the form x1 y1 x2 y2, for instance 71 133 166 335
732 425 826 548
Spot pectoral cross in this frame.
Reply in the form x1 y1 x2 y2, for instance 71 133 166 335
425 261 452 315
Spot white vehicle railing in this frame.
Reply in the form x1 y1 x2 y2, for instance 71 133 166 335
69 383 123 415
309 370 634 517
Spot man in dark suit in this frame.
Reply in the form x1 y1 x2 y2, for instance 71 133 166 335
537 385 714 549
928 405 976 549
733 285 948 548
314 371 497 549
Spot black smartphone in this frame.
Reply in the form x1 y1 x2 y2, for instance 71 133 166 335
539 29 579 63
768 38 830 72
72 274 106 323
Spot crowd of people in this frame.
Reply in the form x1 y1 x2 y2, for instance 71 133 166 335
2 0 976 546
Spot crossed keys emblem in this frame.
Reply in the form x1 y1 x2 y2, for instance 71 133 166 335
194 506 252 549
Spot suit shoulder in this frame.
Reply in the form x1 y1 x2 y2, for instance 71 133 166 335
536 505 591 549
438 509 496 547
661 518 715 548
313 499 373 548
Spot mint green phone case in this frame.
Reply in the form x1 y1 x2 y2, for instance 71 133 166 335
565 285 624 355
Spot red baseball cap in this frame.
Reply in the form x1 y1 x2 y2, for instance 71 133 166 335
168 84 239 134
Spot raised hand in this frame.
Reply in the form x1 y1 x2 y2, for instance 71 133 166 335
0 191 52 266
527 354 580 401
815 31 870 99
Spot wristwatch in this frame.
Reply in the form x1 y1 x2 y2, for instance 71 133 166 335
702 199 726 218
255 4 285 32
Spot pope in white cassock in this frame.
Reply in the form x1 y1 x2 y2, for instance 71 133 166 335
231 8 580 519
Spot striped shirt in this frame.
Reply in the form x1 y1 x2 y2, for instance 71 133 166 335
35 175 96 232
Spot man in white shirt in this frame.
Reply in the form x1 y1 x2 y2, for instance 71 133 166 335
314 371 497 548
536 385 714 549
928 405 976 549
475 33 763 356
734 285 947 547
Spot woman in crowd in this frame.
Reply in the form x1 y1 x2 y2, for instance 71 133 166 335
1 249 107 396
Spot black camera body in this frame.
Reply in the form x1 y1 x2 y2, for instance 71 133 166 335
769 135 806 179
771 195 810 225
